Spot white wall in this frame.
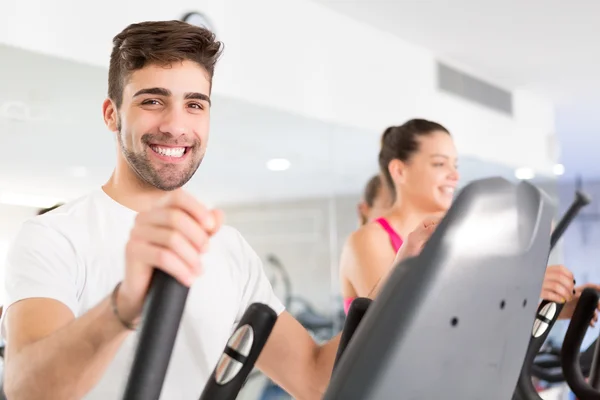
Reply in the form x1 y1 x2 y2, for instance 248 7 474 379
0 0 558 175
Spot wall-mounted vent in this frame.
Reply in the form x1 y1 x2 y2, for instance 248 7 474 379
437 62 513 116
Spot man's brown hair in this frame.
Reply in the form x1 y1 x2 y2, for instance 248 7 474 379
108 20 224 109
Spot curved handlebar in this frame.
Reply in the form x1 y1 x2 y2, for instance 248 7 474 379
561 288 600 400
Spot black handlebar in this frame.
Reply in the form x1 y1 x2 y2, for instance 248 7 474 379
121 270 190 400
561 288 600 400
333 297 372 370
513 190 591 400
551 191 591 248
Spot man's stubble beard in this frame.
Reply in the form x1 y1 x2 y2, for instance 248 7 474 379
115 118 204 191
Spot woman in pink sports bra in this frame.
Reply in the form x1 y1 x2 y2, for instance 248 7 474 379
340 119 455 313
340 119 586 320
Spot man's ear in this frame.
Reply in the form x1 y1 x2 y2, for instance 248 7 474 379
102 98 119 133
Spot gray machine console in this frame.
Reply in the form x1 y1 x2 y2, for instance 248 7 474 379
324 177 554 399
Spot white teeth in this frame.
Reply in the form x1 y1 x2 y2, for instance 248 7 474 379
151 146 185 158
441 186 455 194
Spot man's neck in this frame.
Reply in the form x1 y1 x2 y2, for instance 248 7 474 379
102 169 168 213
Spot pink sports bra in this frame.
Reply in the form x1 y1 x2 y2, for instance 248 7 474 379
343 217 403 314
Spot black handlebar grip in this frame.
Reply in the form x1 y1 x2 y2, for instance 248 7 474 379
333 297 372 371
122 269 190 400
199 303 278 400
513 190 591 400
561 288 600 400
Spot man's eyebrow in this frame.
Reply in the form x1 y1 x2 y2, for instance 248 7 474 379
132 88 211 106
185 92 211 106
132 87 171 98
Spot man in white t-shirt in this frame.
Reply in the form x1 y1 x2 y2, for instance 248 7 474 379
0 20 391 400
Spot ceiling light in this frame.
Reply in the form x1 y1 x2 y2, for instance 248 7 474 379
553 163 565 176
0 192 65 208
267 158 291 172
69 166 88 178
515 167 535 180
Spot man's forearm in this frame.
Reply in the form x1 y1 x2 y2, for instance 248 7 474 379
5 296 132 400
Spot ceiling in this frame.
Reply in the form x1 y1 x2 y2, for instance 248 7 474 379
311 0 600 102
0 43 522 208
311 0 600 180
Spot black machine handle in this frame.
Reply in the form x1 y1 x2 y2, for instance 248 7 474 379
333 297 372 370
588 330 600 389
199 303 278 400
513 190 591 400
550 191 591 248
121 270 190 400
561 288 600 400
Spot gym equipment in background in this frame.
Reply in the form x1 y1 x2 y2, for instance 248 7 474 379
264 254 336 341
513 190 591 400
561 288 600 400
264 254 293 310
324 177 555 399
531 338 596 384
252 254 336 399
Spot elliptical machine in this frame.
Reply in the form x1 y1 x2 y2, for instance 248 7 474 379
117 177 582 400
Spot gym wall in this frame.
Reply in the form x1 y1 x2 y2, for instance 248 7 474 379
0 0 559 176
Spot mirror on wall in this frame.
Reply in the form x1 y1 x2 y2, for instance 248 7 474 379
0 42 561 400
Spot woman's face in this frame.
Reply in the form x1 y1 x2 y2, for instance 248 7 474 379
393 131 459 213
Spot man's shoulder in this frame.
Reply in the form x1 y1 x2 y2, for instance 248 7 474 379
209 225 261 269
211 225 246 252
37 192 98 219
213 224 241 239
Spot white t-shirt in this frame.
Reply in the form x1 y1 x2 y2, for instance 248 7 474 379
1 188 285 399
